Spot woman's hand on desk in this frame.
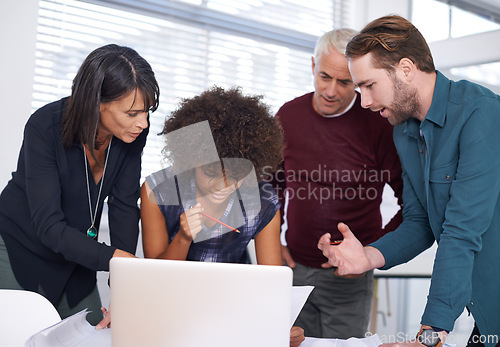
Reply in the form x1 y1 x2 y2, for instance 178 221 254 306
112 249 136 258
101 250 135 329
290 326 305 347
95 306 111 330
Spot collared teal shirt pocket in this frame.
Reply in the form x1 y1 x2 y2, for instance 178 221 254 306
427 159 458 240
429 160 457 184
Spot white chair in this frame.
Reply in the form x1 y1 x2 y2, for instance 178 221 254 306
0 289 61 347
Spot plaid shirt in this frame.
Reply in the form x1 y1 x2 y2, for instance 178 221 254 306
146 168 280 263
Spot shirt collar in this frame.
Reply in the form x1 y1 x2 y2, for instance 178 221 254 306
401 70 450 137
422 70 449 127
320 93 357 118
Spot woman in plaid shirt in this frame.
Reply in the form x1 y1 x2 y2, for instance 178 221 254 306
140 86 304 347
141 86 283 265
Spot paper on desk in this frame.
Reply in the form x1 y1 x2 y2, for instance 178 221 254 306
291 285 314 327
24 286 314 347
25 309 111 347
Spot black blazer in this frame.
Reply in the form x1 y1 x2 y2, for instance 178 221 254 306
0 97 148 307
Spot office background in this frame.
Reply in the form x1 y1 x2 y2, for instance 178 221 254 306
2 0 500 345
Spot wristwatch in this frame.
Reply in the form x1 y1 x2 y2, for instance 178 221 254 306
416 328 443 347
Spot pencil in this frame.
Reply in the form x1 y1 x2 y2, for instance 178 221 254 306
330 240 343 245
201 212 240 233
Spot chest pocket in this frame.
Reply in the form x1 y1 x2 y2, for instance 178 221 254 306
428 160 457 231
429 159 457 184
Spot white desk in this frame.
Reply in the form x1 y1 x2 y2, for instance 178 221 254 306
374 243 436 278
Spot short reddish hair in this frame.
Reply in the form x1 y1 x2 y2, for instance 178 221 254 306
346 15 435 73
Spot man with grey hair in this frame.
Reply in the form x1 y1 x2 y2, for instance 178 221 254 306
271 29 404 338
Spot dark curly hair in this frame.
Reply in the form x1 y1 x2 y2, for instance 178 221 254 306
161 86 283 181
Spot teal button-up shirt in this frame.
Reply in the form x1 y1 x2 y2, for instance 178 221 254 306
372 71 500 344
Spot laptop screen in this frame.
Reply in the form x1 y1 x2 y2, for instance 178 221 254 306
110 258 293 347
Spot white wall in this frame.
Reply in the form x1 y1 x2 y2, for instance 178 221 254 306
0 0 39 187
347 0 412 30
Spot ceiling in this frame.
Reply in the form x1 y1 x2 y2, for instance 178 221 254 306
437 0 500 24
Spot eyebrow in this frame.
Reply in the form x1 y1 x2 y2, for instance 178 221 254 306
127 105 149 113
339 78 353 84
320 72 353 84
354 79 372 88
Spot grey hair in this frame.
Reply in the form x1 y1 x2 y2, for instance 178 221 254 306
314 28 359 60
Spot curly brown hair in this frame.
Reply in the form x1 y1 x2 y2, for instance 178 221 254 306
161 86 283 180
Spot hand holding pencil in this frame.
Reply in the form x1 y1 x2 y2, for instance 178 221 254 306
179 203 240 242
178 203 205 241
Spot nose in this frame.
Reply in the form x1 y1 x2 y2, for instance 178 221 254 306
136 111 149 129
325 81 338 98
359 91 372 109
210 177 228 192
211 175 236 190
214 178 227 190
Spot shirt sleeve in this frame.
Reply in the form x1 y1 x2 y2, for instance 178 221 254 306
421 97 500 331
370 167 435 269
254 182 281 236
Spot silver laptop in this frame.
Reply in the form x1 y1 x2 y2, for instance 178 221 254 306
110 258 293 347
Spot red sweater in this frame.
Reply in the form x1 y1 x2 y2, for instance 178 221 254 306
273 92 403 268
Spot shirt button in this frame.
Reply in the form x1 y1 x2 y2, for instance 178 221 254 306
419 149 423 154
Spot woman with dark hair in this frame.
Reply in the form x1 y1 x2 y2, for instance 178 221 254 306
140 86 305 347
0 44 160 325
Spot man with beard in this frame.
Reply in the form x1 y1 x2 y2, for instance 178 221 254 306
272 29 404 339
318 15 500 347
